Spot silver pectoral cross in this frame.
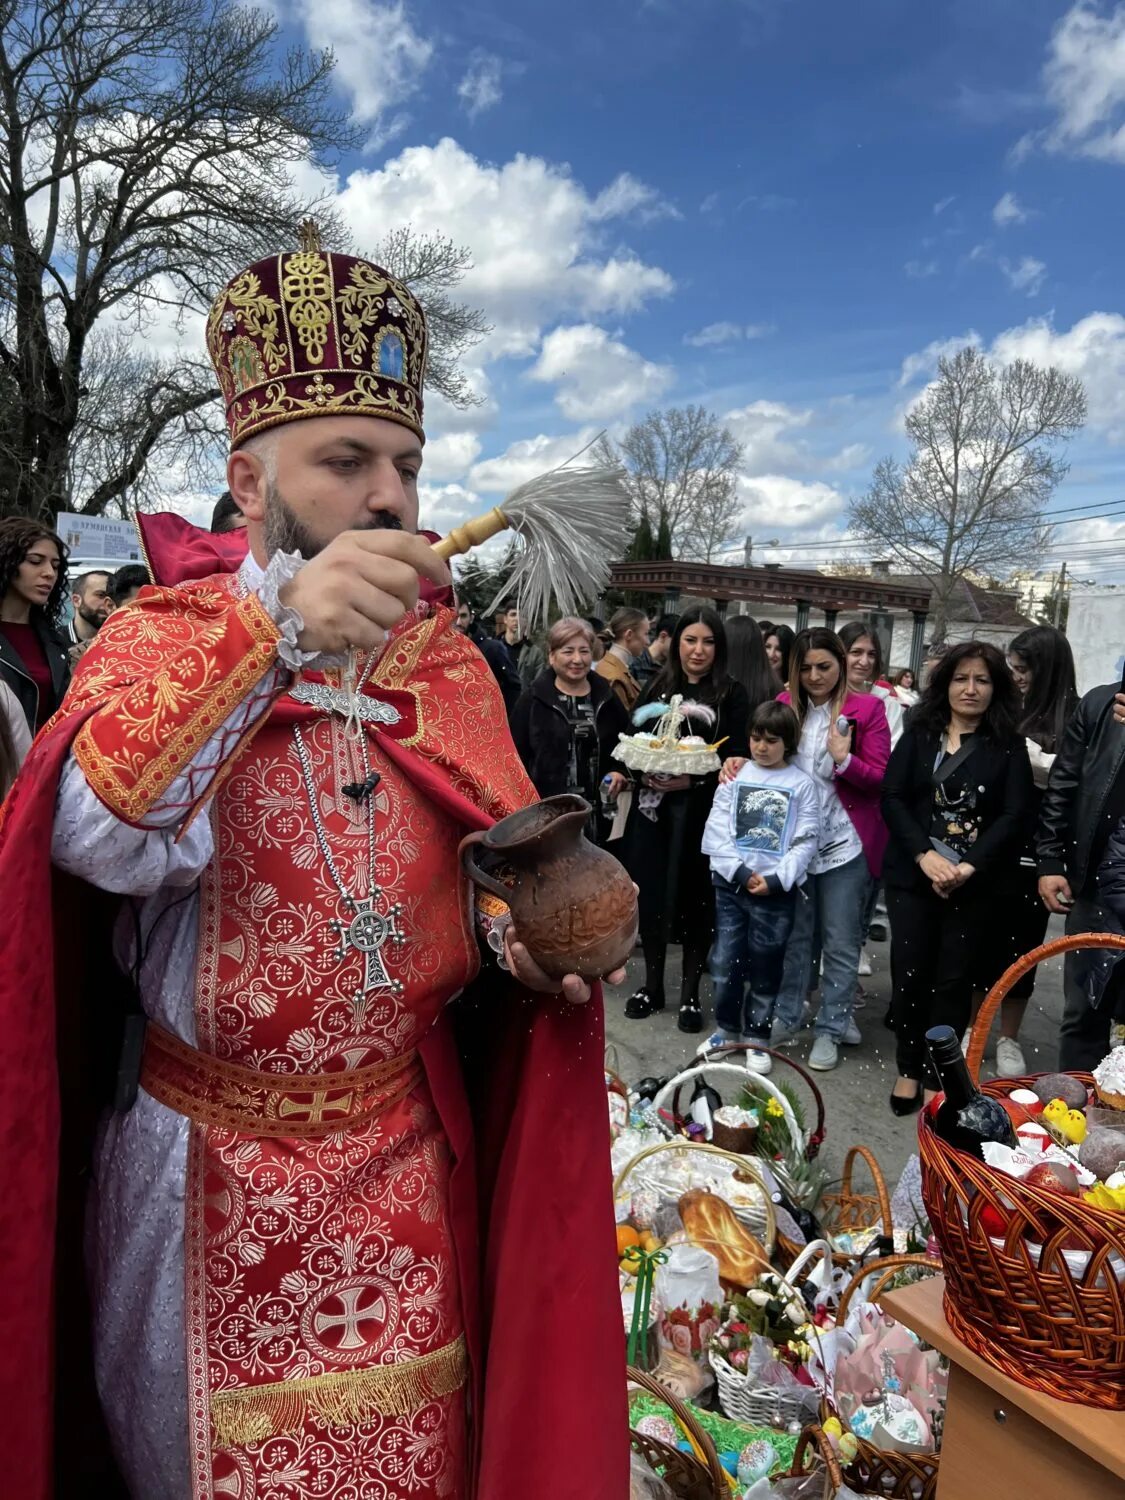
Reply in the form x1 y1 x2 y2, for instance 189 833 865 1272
331 895 406 1015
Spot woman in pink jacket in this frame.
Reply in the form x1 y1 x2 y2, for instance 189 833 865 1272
746 627 891 1070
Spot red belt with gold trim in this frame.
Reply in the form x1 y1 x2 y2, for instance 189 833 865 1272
140 1023 421 1138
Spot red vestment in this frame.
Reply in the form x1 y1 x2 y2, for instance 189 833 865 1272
0 556 626 1498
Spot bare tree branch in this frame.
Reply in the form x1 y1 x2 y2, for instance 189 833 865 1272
849 346 1085 638
0 0 490 520
600 406 744 563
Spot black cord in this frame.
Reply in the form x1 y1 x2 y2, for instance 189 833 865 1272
128 885 200 998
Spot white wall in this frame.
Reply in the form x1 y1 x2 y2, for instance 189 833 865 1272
1066 586 1125 696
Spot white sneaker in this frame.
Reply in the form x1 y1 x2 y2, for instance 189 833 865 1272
995 1036 1027 1078
697 1029 738 1058
742 1047 773 1075
808 1036 839 1071
843 1019 862 1046
857 951 873 976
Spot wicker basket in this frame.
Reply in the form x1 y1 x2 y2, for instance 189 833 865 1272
665 1042 828 1160
628 1365 729 1500
614 1139 778 1254
826 1254 944 1500
789 1425 883 1496
708 1264 824 1429
820 1145 895 1266
920 932 1125 1409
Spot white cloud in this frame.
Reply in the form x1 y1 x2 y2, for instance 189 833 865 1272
1041 2 1125 163
990 311 1125 440
469 429 602 494
933 195 957 215
898 331 981 388
734 475 847 532
1000 255 1047 295
333 138 674 357
684 321 774 347
295 0 431 140
529 324 673 420
724 400 812 472
993 190 1029 226
904 259 939 279
458 53 503 118
421 431 482 481
418 480 481 535
591 173 678 223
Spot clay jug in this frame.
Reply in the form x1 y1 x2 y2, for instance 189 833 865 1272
460 794 638 980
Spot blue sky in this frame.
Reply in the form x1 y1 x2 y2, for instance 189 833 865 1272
238 1 1125 581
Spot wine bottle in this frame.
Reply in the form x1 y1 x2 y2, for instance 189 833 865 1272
925 1025 1017 1158
689 1075 722 1138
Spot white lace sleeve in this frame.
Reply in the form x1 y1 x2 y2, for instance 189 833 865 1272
257 549 345 673
52 752 214 894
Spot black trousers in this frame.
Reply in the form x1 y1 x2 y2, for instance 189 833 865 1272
886 881 991 1086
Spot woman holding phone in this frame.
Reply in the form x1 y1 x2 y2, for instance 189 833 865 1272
881 641 1033 1113
723 627 891 1070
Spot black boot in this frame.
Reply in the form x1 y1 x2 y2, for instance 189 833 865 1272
625 988 665 1020
677 997 703 1033
677 940 708 1033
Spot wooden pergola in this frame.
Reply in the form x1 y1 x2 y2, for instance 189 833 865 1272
608 559 932 674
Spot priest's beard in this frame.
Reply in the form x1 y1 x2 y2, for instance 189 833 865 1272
263 481 403 560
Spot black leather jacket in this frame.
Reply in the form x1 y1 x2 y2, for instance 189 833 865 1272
1036 684 1125 897
0 615 71 733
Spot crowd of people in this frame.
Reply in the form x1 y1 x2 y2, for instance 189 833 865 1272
2 497 1122 1117
456 592 1123 1113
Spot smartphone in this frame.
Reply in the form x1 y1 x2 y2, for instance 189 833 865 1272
835 715 860 752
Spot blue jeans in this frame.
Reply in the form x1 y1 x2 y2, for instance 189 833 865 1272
710 881 798 1039
774 853 871 1042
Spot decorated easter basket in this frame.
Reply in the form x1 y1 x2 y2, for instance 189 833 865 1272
613 694 723 777
822 1254 944 1500
788 1425 884 1497
919 932 1125 1409
614 1139 778 1258
628 1365 729 1500
707 1263 825 1429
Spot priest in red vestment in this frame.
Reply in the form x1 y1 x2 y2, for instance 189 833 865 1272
0 234 627 1499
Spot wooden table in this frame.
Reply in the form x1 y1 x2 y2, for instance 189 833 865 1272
880 1275 1125 1500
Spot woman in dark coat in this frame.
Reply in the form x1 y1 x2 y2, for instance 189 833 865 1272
622 605 751 1033
0 517 71 734
881 640 1033 1114
510 616 629 841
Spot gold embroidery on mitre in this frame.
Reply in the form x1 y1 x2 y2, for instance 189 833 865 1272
239 371 421 438
211 269 287 376
210 1333 468 1448
282 248 334 365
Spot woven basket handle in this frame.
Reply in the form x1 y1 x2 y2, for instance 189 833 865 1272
966 931 1125 1082
839 1144 893 1238
835 1252 943 1323
613 1138 778 1252
626 1365 728 1494
790 1423 845 1488
701 1041 828 1158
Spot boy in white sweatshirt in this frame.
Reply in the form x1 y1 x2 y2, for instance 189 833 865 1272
700 701 820 1072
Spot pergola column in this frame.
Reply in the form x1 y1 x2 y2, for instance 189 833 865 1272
910 610 928 678
795 600 811 632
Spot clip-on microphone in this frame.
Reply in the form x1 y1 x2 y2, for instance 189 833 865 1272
342 771 382 803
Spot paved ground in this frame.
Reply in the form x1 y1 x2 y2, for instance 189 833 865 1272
604 914 1071 1197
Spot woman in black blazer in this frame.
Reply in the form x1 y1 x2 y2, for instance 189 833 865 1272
881 641 1033 1114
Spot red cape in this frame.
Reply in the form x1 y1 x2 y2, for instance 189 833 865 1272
0 644 625 1498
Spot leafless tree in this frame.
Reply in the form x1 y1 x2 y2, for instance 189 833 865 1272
599 405 744 562
0 0 490 521
849 347 1086 640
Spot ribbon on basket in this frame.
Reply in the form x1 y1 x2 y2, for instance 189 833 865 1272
623 1245 670 1368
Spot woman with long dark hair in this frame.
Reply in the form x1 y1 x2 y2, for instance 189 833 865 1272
882 640 1033 1113
766 627 891 1070
0 518 71 733
971 626 1079 1075
838 621 904 747
726 614 782 707
622 606 751 1031
762 623 795 685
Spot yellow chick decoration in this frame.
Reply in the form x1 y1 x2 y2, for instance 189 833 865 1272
1043 1098 1087 1144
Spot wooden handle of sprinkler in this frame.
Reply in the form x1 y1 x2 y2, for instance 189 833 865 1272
431 507 509 560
